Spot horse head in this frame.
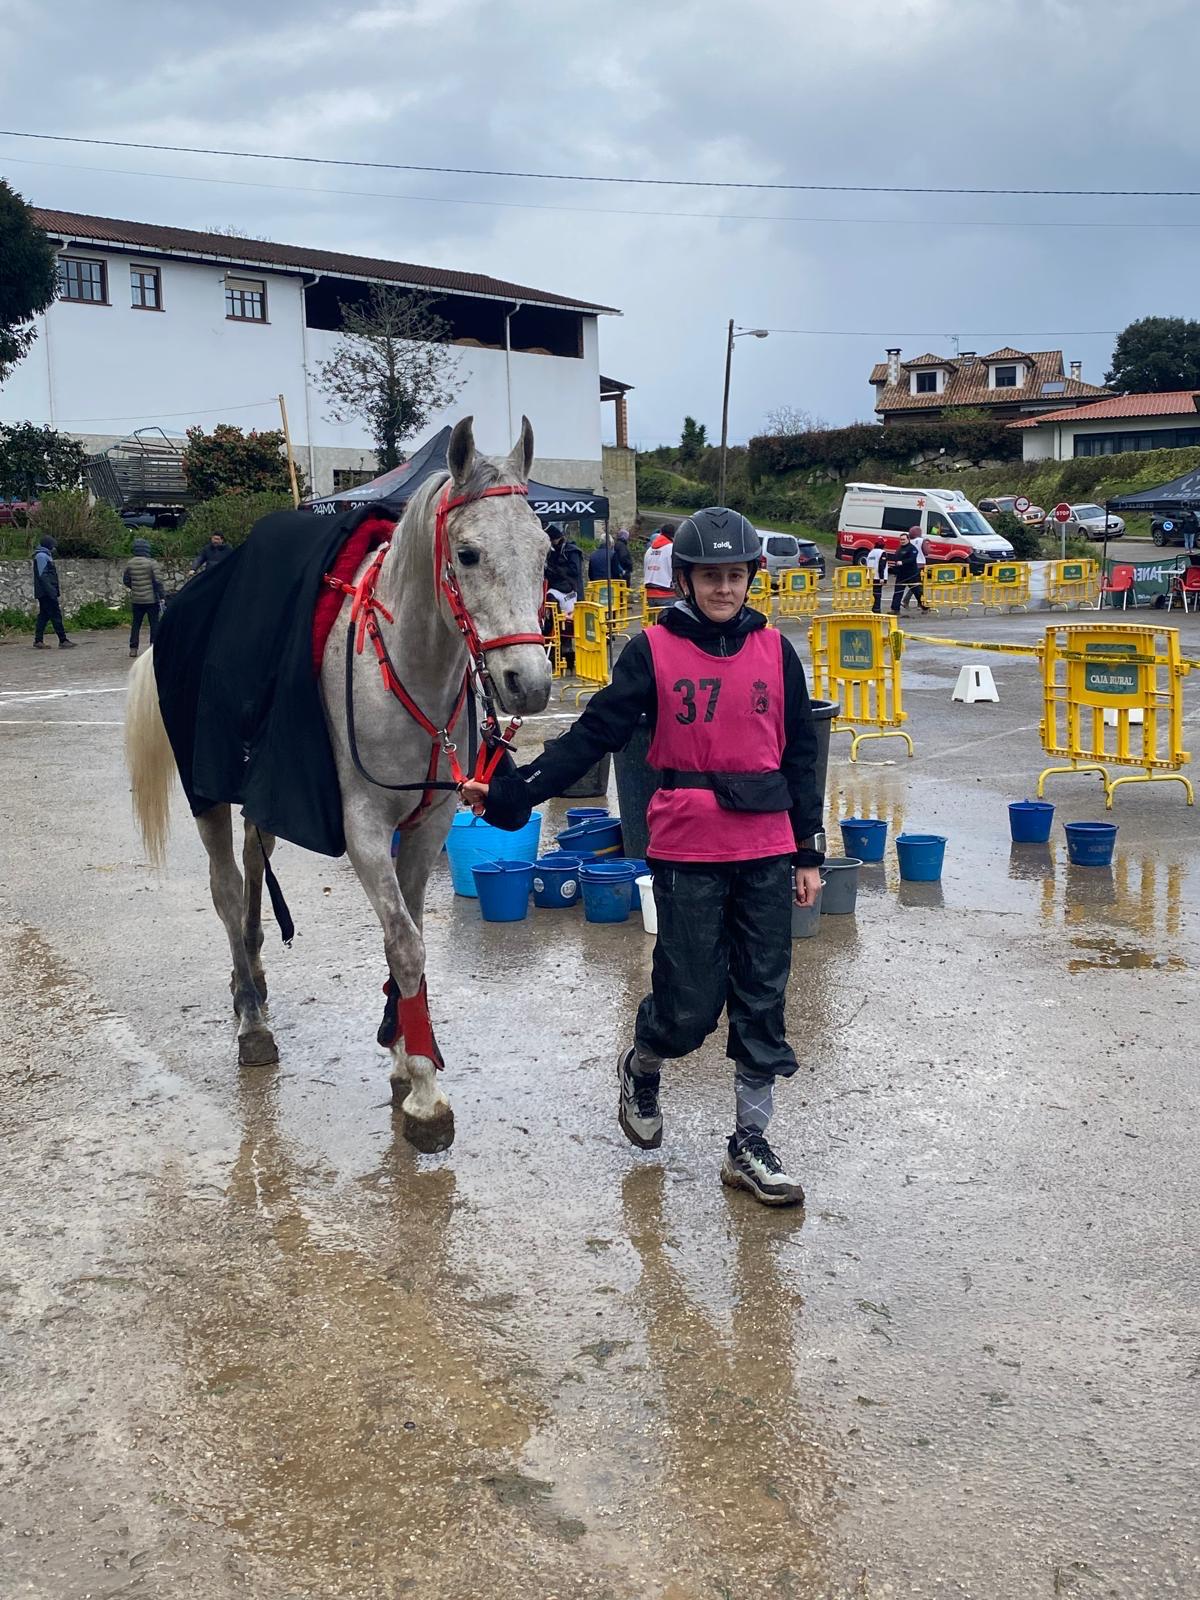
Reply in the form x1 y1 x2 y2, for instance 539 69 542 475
442 415 552 716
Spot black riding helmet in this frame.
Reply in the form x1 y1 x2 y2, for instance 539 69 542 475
671 507 760 605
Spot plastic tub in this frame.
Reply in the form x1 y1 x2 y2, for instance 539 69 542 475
531 853 584 909
555 816 623 858
840 817 888 863
623 858 649 908
446 812 543 897
1009 800 1054 844
566 806 609 826
636 875 656 934
896 833 947 882
791 881 823 938
471 860 534 922
819 857 862 914
579 859 639 924
1064 821 1118 867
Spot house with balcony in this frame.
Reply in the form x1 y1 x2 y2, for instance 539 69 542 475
869 347 1108 425
0 206 623 501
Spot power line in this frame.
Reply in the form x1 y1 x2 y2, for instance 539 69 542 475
6 151 1200 236
3 128 1200 198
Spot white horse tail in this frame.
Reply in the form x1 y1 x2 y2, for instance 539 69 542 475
125 649 176 868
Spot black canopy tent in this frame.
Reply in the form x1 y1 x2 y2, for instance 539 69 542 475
1108 464 1200 514
302 425 609 524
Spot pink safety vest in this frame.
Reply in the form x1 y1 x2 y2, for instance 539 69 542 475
644 625 796 863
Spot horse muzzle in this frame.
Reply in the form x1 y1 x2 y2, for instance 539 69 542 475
489 642 552 715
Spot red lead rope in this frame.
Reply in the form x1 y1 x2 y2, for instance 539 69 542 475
324 481 542 794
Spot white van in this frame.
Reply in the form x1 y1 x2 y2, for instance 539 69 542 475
836 483 1015 564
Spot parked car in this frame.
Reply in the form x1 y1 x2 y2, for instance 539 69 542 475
979 495 1045 527
1021 504 1046 528
1151 512 1199 547
1058 504 1125 540
0 497 38 526
756 529 826 583
836 483 1014 564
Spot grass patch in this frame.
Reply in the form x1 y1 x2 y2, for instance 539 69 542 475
0 598 132 636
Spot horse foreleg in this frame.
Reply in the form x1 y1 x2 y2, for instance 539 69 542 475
344 810 453 1152
198 805 278 1068
241 822 274 1005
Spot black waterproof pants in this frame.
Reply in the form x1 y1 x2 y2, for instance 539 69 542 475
130 602 158 649
635 855 799 1080
34 596 66 643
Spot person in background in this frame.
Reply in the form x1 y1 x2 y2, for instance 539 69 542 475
123 537 165 659
31 535 75 650
891 531 929 614
1182 508 1198 554
612 528 634 583
544 524 584 601
905 525 929 610
190 532 231 576
462 507 824 1208
642 524 675 612
864 539 887 613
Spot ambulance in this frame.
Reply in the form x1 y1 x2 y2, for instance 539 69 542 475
835 483 1015 564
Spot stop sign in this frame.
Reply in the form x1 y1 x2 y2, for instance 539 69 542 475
1052 502 1072 524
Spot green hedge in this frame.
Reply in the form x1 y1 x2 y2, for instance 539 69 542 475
747 419 1021 481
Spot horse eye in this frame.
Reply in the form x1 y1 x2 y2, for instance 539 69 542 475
457 548 481 567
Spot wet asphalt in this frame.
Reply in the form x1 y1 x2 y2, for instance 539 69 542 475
1 610 1199 1600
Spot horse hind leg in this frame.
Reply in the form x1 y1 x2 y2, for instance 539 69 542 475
241 822 274 1006
197 805 278 1068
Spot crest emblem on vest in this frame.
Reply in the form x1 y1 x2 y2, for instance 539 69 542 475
751 678 770 715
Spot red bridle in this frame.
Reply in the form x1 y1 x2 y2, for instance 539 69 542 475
325 479 544 800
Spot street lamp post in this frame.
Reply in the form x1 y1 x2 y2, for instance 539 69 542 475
718 322 769 505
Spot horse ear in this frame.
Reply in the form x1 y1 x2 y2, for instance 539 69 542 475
506 415 534 482
448 416 476 484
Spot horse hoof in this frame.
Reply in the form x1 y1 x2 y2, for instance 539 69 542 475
401 1105 455 1153
238 1027 279 1068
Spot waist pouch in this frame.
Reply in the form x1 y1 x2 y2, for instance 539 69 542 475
660 769 792 813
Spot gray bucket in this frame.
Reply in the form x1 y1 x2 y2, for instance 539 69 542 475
791 881 823 938
820 856 862 914
561 751 612 799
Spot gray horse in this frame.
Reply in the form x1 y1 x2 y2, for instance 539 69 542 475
125 416 551 1151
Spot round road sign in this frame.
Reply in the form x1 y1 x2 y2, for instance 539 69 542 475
1052 502 1072 524
1014 495 1030 513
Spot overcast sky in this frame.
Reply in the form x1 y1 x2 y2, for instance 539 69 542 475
2 0 1199 450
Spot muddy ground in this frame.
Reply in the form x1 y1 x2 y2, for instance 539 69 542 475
2 613 1198 1599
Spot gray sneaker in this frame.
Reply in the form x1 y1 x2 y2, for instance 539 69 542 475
720 1132 805 1207
617 1047 662 1150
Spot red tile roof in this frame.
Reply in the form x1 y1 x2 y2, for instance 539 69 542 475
979 347 1032 362
1009 390 1200 427
32 206 618 315
872 348 1106 414
901 352 950 368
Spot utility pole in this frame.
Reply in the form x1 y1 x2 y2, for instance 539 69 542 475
718 319 734 506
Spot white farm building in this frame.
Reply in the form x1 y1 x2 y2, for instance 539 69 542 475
0 207 627 507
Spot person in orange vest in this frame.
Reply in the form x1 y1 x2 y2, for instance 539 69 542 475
642 524 676 612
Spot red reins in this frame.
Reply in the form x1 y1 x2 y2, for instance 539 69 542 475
325 480 542 804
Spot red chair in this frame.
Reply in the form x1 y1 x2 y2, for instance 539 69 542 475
1098 563 1134 610
1180 565 1200 613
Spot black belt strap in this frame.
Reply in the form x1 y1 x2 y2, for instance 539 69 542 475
660 769 771 790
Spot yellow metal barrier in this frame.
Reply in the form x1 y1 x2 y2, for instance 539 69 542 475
1038 623 1193 807
568 601 610 704
543 600 566 678
982 561 1031 612
809 612 913 761
640 585 668 625
921 562 975 615
1046 558 1100 611
585 578 631 635
830 564 873 612
777 567 820 617
746 570 774 624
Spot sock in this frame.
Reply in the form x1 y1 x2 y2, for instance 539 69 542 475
734 1068 774 1141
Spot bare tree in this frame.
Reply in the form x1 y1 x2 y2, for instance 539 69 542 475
313 285 464 470
763 404 828 436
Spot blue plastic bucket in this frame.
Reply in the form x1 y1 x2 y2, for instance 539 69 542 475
579 859 639 923
446 812 542 897
555 816 623 858
896 833 947 882
566 806 609 826
1009 800 1054 844
532 853 584 908
1064 821 1117 867
471 860 534 922
840 817 888 862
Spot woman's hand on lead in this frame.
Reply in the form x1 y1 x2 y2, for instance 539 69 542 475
459 781 489 816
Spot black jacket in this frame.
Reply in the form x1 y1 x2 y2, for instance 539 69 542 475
32 546 60 602
892 543 921 582
484 603 824 864
588 542 633 583
192 541 233 573
544 538 584 597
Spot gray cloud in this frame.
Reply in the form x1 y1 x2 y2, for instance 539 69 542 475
2 0 1198 449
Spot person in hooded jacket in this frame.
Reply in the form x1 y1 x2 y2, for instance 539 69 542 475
31 536 75 649
543 524 584 601
461 507 824 1207
122 537 166 658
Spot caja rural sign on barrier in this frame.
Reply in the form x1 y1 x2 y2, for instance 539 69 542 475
830 564 873 611
1046 559 1100 610
777 566 820 617
922 562 974 614
747 570 774 623
568 601 610 703
808 611 912 761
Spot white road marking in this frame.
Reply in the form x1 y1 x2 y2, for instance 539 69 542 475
0 718 124 727
0 685 127 706
923 723 1042 761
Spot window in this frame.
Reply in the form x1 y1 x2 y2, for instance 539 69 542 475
926 511 955 537
58 256 107 304
130 265 162 310
913 370 939 394
882 506 921 533
993 364 1019 388
332 468 377 491
225 276 267 322
1075 426 1200 456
